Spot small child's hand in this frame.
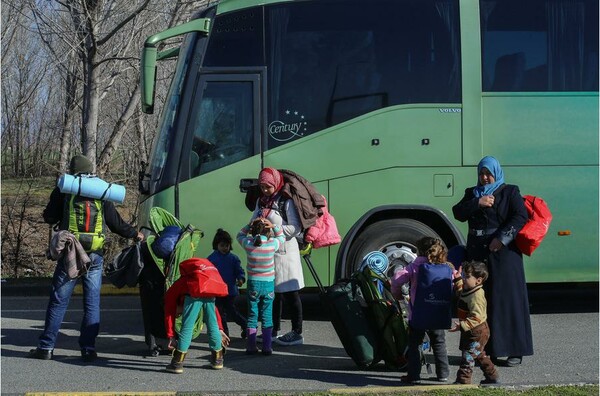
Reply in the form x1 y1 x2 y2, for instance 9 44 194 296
168 337 178 350
220 330 230 347
454 266 463 280
449 320 460 332
262 218 274 229
236 278 244 287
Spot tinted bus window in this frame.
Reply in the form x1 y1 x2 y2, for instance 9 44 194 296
188 81 254 176
481 0 599 92
265 0 461 149
204 7 264 67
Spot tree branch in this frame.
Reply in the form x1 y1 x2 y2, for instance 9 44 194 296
97 0 151 47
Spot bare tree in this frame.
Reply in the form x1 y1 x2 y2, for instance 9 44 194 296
1 0 56 177
1 0 215 276
22 0 211 177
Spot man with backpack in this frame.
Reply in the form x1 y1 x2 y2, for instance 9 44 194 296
29 155 143 362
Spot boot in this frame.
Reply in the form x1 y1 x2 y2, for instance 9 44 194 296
166 349 187 374
210 349 224 369
246 328 258 355
262 327 273 356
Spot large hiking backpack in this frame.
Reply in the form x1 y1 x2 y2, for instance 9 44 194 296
410 263 453 330
355 265 410 369
516 195 552 256
144 207 205 338
65 195 106 253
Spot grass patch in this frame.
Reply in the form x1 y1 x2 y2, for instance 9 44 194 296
404 384 600 396
185 385 600 396
1 177 56 201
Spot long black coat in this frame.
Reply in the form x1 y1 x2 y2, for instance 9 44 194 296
453 184 533 358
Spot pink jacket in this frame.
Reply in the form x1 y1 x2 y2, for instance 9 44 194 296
304 196 341 248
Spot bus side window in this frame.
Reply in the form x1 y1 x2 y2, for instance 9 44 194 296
481 0 599 92
491 52 526 91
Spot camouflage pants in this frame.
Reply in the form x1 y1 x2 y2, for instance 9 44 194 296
456 322 498 384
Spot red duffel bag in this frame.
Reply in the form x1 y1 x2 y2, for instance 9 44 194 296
516 195 553 256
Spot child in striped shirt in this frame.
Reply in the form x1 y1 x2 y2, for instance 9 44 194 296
237 218 285 355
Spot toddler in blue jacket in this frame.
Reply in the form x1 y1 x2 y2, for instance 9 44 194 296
208 229 247 338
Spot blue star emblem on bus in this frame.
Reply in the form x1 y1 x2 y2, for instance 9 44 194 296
268 110 307 142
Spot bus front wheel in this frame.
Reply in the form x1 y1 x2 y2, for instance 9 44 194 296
344 218 441 279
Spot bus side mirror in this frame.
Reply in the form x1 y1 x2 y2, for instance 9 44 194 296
240 178 260 212
138 162 150 195
140 18 211 114
239 178 258 193
141 47 158 114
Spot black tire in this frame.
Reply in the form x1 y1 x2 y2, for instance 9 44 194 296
344 218 441 278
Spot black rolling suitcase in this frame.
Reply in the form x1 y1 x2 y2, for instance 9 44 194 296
303 253 378 368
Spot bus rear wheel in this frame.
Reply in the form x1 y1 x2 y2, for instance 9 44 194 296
344 218 441 279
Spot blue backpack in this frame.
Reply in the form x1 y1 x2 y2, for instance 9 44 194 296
410 263 453 330
151 225 183 259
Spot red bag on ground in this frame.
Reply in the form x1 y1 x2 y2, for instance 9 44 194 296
516 195 552 256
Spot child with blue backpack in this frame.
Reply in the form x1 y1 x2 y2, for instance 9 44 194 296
391 237 462 384
208 229 247 339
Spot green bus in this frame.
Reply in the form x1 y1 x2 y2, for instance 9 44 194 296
138 0 599 286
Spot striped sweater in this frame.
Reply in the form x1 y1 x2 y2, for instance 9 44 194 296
237 224 284 282
456 285 488 331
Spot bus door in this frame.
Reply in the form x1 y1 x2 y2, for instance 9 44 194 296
177 70 265 241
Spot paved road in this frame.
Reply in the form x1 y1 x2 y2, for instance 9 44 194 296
1 293 598 394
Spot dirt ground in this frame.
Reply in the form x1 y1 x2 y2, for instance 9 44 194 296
1 177 140 278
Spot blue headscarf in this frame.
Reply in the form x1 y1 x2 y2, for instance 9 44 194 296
473 156 505 197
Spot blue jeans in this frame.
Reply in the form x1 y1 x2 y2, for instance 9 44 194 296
38 253 103 351
246 279 275 329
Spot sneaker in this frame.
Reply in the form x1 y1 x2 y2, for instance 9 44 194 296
29 348 53 360
274 331 303 346
437 377 448 382
150 345 164 358
506 356 522 367
81 349 98 362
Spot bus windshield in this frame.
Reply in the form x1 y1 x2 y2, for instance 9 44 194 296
146 34 196 191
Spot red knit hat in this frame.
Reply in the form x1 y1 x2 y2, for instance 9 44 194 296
258 168 284 192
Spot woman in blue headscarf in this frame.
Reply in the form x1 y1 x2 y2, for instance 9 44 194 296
452 156 532 367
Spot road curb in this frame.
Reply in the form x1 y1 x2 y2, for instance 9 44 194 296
1 277 139 297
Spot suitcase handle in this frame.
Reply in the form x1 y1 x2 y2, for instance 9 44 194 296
303 254 325 294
